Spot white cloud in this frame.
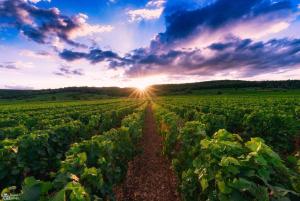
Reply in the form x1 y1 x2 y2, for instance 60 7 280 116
69 13 114 39
70 24 114 39
180 17 293 50
146 0 165 8
127 8 164 22
127 0 165 22
267 21 290 34
26 0 51 4
231 18 291 40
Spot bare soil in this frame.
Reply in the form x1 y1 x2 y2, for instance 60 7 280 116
115 105 181 201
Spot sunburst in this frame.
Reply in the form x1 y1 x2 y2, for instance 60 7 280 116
127 76 163 99
129 84 157 99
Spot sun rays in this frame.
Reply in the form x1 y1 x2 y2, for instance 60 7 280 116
129 85 156 99
127 76 164 99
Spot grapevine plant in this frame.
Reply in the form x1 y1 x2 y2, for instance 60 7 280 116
1 102 146 200
154 104 300 201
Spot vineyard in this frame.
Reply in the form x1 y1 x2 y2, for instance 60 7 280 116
0 93 300 201
0 98 146 200
153 95 300 201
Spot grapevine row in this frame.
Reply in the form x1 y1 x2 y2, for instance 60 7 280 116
0 99 144 191
2 103 147 200
153 101 300 201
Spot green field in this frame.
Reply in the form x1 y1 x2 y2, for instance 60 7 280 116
0 88 299 200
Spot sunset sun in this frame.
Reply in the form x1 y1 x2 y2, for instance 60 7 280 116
130 76 163 93
136 84 148 91
128 77 159 98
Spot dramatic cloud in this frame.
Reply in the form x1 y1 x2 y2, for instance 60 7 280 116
0 0 112 48
115 37 300 78
127 0 165 22
152 0 299 48
116 0 300 78
53 65 84 77
56 0 300 80
59 36 300 78
59 49 122 64
1 0 299 86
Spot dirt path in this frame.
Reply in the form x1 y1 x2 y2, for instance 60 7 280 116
115 105 181 201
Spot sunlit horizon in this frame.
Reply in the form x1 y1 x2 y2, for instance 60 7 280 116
0 0 300 90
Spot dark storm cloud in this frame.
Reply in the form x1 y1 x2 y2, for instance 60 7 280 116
153 0 298 46
120 37 300 77
53 65 84 77
59 49 122 64
0 0 87 47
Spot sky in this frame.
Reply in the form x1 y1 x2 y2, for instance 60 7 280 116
0 0 299 89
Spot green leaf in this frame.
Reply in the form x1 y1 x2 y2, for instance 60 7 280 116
220 157 240 166
230 178 252 191
200 139 211 149
217 180 232 194
51 189 65 201
200 178 208 191
21 177 52 201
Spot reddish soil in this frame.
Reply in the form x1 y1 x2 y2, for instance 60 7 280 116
115 105 181 201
